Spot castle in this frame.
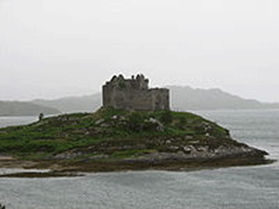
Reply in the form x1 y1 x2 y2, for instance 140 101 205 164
102 74 169 111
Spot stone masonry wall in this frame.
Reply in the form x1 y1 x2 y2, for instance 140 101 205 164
102 74 169 111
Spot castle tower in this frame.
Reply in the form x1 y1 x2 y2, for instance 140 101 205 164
102 74 169 111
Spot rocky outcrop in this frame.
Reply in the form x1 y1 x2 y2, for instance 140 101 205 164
121 145 267 164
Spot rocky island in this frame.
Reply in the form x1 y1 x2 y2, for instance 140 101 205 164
0 107 271 177
0 75 271 177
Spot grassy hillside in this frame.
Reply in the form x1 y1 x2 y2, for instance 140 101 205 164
0 108 229 159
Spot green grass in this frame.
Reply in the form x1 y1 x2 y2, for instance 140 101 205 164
0 108 230 160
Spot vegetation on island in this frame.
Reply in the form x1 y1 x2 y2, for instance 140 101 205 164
0 108 227 158
0 108 270 174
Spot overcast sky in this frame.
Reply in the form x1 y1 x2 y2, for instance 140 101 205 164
1 0 279 102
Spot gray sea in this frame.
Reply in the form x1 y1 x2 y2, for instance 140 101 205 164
0 110 279 209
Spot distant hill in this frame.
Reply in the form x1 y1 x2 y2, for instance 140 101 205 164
32 86 279 113
0 101 60 116
168 86 279 111
2 86 279 116
32 93 101 113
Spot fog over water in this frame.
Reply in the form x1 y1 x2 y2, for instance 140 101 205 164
1 0 279 102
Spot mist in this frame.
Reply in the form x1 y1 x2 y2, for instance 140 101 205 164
1 0 279 102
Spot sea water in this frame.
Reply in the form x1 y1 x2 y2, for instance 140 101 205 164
0 116 37 129
0 110 279 209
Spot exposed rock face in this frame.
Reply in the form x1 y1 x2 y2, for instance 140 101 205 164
102 74 169 110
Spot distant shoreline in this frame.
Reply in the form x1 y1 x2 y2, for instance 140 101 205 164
2 86 279 116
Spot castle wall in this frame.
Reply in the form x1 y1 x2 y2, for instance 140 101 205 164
102 75 169 111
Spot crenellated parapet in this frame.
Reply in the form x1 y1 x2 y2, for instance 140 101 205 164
102 74 169 111
105 74 148 90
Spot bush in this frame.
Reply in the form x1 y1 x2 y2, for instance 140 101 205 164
178 116 186 126
160 111 173 125
128 112 144 132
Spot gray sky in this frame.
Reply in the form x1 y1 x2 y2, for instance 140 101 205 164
1 0 279 102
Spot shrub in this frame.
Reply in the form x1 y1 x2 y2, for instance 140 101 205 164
128 112 144 132
178 116 186 126
160 111 173 125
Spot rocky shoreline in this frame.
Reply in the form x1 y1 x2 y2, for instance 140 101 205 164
0 144 272 178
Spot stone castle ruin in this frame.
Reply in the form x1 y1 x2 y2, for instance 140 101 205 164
102 74 169 111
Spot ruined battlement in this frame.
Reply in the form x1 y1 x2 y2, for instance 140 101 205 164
102 74 169 111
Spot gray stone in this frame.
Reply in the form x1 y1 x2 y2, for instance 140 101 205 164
95 119 105 125
168 146 179 151
102 74 169 111
148 117 164 131
184 135 194 140
88 154 109 160
165 140 171 144
189 140 199 144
